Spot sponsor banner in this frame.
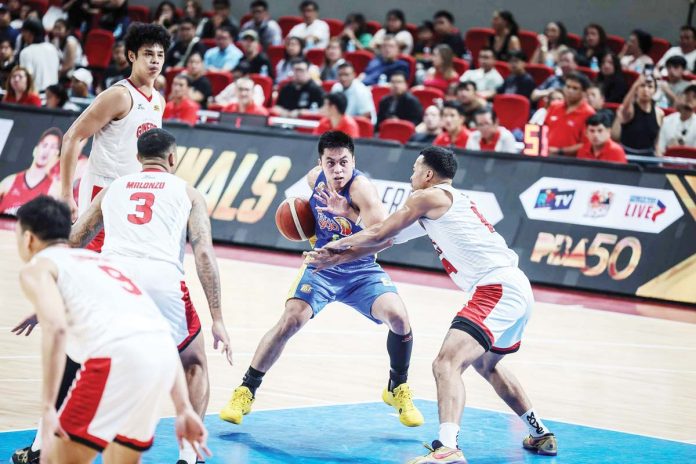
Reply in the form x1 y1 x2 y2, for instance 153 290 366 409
519 177 684 233
1 105 694 304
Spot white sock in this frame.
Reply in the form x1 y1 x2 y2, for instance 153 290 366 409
31 420 42 452
179 440 198 464
438 422 459 449
520 409 550 437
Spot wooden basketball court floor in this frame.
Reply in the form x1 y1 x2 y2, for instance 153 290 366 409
0 218 695 462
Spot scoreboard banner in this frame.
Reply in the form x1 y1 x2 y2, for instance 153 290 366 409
1 105 694 304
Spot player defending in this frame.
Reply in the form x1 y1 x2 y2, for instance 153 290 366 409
220 131 423 427
306 146 557 463
14 196 209 464
69 128 232 464
59 23 170 249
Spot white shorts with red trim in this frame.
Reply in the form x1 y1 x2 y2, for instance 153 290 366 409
77 169 115 252
111 257 202 351
58 331 178 452
451 266 534 354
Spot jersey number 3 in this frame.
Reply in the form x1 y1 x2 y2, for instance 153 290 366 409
127 192 155 225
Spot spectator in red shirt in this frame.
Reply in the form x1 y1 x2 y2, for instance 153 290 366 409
221 76 269 115
433 101 470 148
313 92 359 138
545 72 596 156
577 113 627 163
2 66 40 107
423 44 460 93
163 74 200 125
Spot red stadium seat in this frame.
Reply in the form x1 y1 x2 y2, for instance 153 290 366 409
518 30 540 60
567 33 582 50
378 119 415 144
411 86 445 109
665 146 696 160
127 5 150 23
322 80 337 92
662 106 678 116
577 66 598 81
202 10 214 19
623 69 640 88
366 21 382 35
84 29 115 69
603 102 621 112
494 61 511 79
165 66 185 96
278 16 303 38
205 71 233 96
465 28 494 68
344 50 374 75
526 63 554 86
200 38 216 50
398 54 416 84
493 94 530 132
650 37 671 63
371 85 390 112
240 13 252 26
607 35 626 55
249 73 273 106
306 48 325 67
266 45 285 70
354 116 374 138
452 57 470 75
24 0 48 15
295 113 323 134
325 18 345 38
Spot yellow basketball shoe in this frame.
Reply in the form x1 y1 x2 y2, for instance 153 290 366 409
219 386 254 424
382 383 424 427
406 441 467 464
522 433 558 456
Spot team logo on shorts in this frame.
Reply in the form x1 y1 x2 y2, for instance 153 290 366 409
300 284 312 293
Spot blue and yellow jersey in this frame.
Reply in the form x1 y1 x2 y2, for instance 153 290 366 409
308 168 375 267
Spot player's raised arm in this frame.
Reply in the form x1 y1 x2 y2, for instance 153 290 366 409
60 86 131 220
69 188 107 247
186 185 232 365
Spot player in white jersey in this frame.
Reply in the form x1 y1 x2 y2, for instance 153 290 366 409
306 146 557 463
14 196 209 464
59 23 170 250
69 128 232 464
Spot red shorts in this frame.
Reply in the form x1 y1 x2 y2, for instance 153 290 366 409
451 267 533 354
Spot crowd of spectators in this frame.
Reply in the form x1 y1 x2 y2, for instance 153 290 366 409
2 0 696 166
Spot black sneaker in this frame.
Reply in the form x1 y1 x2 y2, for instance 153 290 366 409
11 446 40 464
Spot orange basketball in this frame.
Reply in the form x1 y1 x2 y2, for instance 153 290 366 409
275 197 315 242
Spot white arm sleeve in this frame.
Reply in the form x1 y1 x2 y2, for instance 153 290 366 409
393 221 428 244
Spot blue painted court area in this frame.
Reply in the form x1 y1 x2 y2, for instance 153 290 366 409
1 400 694 463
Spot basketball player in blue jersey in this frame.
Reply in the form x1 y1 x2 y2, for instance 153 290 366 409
220 131 423 427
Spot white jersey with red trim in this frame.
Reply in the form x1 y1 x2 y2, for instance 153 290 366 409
88 79 163 178
35 247 169 363
101 170 191 272
419 183 519 292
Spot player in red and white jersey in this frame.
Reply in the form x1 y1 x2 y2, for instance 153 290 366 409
59 23 170 242
14 196 209 464
306 146 557 463
70 128 232 464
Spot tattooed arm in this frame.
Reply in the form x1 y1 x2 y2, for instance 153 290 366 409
69 188 106 247
186 186 233 364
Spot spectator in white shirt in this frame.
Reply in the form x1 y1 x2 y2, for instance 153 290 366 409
460 48 503 100
656 85 696 156
657 25 696 72
369 9 414 54
466 108 518 152
18 19 58 91
288 1 329 50
331 62 376 123
619 29 654 73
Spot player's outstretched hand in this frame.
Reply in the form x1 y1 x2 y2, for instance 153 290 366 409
211 320 233 365
40 407 68 464
303 248 343 272
313 185 352 217
175 408 211 461
12 314 38 336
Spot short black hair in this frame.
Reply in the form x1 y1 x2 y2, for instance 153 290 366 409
433 10 454 24
317 130 354 158
300 0 318 11
457 80 477 92
324 92 348 114
390 70 408 81
473 107 498 123
180 17 196 28
39 127 64 147
250 0 268 10
124 23 172 64
420 146 458 179
565 71 591 91
666 55 687 69
289 57 309 68
386 9 405 25
0 38 14 49
174 73 192 86
586 113 611 128
217 24 235 37
137 128 176 159
442 100 466 118
45 84 69 106
21 19 45 42
16 196 71 241
337 61 354 72
680 25 696 37
631 29 653 54
507 49 527 62
684 84 696 96
213 0 230 7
